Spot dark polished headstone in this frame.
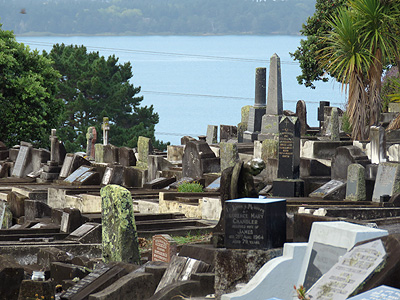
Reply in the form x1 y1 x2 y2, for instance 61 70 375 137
225 198 286 250
277 116 300 179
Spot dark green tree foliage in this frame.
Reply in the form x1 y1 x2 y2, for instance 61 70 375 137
290 0 346 88
46 44 165 152
0 23 62 147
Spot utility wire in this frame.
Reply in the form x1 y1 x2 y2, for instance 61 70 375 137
19 39 299 65
141 90 345 105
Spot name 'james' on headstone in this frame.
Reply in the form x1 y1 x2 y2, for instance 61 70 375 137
225 198 286 250
152 234 177 263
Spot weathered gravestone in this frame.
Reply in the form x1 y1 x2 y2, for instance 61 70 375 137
296 100 308 136
331 146 370 182
370 125 387 164
307 239 386 300
136 136 153 169
18 279 55 300
11 143 33 178
273 116 304 197
309 179 347 200
60 265 127 300
220 125 237 142
220 142 239 172
206 125 218 144
318 101 330 130
152 234 178 263
143 177 176 189
372 162 400 202
86 126 97 160
102 117 110 145
182 140 220 179
101 184 140 264
329 107 340 141
63 165 93 184
224 198 286 250
118 146 136 167
348 285 400 300
243 68 267 142
346 164 366 201
101 166 123 186
59 154 90 179
259 54 284 141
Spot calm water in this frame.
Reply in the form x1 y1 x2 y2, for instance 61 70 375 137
17 35 347 145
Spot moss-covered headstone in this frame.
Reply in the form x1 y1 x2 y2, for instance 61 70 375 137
220 142 239 172
101 184 140 264
137 136 152 169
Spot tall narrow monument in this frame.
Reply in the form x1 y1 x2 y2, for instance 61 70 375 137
259 53 284 141
243 68 267 142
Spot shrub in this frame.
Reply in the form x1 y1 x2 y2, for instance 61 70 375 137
177 182 204 193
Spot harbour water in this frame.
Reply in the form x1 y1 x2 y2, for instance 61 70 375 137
17 35 347 145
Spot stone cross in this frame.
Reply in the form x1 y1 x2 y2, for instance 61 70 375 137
86 126 97 159
102 117 110 145
49 129 58 163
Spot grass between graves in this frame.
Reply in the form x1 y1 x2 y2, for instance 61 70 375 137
138 231 212 252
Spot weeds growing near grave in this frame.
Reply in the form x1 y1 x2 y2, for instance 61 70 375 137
177 181 204 193
172 231 211 245
294 285 311 300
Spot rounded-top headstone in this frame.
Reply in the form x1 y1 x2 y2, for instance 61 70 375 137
101 184 140 264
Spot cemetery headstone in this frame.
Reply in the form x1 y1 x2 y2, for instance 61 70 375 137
182 140 220 179
309 179 346 200
318 101 330 129
63 165 93 184
167 145 184 161
206 125 218 144
101 184 140 264
220 125 238 142
137 136 152 169
220 142 239 172
60 265 127 300
330 107 340 141
307 239 386 300
86 126 97 160
50 129 58 162
372 162 400 202
258 54 284 141
346 164 366 201
331 146 370 181
118 146 136 166
273 116 303 197
59 154 90 179
11 143 33 178
143 177 176 189
277 116 300 179
370 125 387 164
224 198 286 250
244 68 267 142
152 234 178 262
102 117 110 145
296 100 308 136
348 285 400 300
266 54 283 115
101 166 124 185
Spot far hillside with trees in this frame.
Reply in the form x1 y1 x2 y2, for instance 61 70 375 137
0 0 316 36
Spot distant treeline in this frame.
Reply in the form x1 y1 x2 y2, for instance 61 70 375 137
0 0 316 35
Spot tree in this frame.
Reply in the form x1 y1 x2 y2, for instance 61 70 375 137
45 43 167 152
319 0 400 140
290 0 346 89
0 23 63 148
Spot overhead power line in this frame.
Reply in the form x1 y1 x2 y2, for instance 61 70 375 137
18 39 299 65
141 90 344 105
